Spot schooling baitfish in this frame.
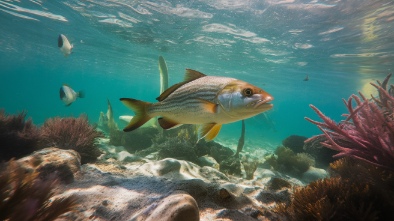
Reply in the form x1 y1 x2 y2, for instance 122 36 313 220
120 69 273 141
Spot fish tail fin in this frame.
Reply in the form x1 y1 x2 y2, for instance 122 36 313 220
120 98 152 132
78 90 85 98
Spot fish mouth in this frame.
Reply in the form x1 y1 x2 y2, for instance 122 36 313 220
254 97 274 109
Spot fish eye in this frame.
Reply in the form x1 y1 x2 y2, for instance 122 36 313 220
243 88 253 97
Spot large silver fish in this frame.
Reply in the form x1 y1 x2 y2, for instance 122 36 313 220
120 69 273 141
60 84 84 106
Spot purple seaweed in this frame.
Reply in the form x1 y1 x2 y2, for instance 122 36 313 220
305 74 394 171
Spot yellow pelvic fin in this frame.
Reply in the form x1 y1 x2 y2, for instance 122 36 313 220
158 117 181 129
199 123 222 141
197 99 218 114
119 98 152 132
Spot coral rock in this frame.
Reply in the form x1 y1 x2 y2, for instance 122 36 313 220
282 135 308 153
117 150 144 163
197 155 219 168
157 138 199 163
242 160 258 180
119 127 159 152
144 191 199 221
301 166 328 183
267 146 315 178
140 158 206 181
218 188 233 201
0 160 77 220
266 177 292 190
210 143 234 163
17 147 81 184
220 156 242 176
303 136 337 168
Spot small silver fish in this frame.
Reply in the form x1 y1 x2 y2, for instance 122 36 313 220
60 84 84 106
58 34 73 56
120 69 273 141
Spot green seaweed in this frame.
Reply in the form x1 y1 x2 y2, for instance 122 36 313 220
266 146 315 178
220 155 242 176
282 135 308 154
157 136 199 163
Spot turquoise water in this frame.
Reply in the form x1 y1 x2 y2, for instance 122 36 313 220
1 0 393 147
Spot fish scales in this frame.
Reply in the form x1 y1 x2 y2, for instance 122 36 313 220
167 83 221 101
151 95 216 115
150 76 235 116
159 90 218 106
165 76 235 102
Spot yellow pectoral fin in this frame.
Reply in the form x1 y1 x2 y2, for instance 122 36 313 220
198 99 218 114
199 123 222 141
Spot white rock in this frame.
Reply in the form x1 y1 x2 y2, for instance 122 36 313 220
198 155 219 169
302 166 328 183
117 151 143 162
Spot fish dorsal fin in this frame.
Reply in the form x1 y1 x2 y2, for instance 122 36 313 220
199 123 222 141
184 69 206 82
158 117 181 129
156 69 206 102
156 82 185 101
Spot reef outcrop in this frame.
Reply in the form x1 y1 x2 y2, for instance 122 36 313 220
2 140 300 220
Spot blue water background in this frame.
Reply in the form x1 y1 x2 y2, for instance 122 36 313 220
1 0 394 148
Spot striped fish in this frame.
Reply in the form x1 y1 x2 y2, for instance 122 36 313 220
120 69 273 141
58 34 73 57
60 84 84 106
